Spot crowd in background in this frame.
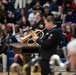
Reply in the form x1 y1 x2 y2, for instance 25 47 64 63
0 0 76 72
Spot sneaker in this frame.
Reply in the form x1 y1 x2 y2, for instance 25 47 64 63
12 32 15 35
3 68 6 72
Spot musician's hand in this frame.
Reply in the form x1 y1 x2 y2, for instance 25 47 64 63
32 34 38 42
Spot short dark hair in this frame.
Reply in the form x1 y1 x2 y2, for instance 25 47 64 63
32 6 37 10
64 1 72 6
67 8 73 12
46 16 55 24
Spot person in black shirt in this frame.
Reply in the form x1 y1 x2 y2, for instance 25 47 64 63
32 14 45 30
0 24 10 72
0 9 5 24
19 16 30 33
43 3 54 19
5 11 16 35
32 16 61 75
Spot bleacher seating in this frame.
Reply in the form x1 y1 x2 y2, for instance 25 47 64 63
7 49 23 66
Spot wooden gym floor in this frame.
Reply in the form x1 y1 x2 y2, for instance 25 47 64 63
0 72 75 75
0 66 75 75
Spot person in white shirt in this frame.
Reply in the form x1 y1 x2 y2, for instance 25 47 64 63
28 7 39 26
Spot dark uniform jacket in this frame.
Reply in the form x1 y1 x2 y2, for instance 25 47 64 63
36 26 61 60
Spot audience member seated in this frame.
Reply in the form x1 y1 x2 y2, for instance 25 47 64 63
62 24 72 45
62 0 75 14
28 6 39 26
32 14 45 30
58 34 76 75
0 9 5 25
42 3 53 19
61 9 76 34
14 54 23 63
14 0 24 10
19 16 30 34
50 0 59 12
31 0 44 14
5 11 16 35
1 0 8 11
0 24 11 72
62 0 76 10
15 8 26 24
0 5 8 17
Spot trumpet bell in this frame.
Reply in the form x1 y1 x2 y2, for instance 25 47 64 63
20 29 44 44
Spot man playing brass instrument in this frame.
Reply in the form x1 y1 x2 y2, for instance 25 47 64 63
32 16 61 75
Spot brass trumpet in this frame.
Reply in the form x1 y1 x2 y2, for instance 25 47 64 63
20 28 46 45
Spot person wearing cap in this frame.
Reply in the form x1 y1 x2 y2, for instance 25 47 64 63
28 6 39 26
43 3 53 19
31 16 61 75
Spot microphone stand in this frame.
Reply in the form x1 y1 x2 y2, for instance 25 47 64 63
7 38 10 75
1 28 31 75
2 38 11 75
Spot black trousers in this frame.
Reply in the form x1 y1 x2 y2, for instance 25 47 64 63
40 59 53 75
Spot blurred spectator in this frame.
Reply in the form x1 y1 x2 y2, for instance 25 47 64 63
14 0 27 10
19 16 30 34
57 0 63 6
7 0 15 12
62 0 75 14
0 25 10 41
1 0 8 10
0 9 6 24
6 11 16 24
62 24 72 41
14 54 23 63
49 0 63 20
62 0 76 10
5 11 16 35
0 24 11 72
50 0 59 12
51 6 63 21
42 3 53 19
28 6 39 26
40 0 50 5
34 0 44 14
61 9 76 34
71 34 76 40
32 14 45 30
58 25 74 75
26 0 33 10
0 5 8 16
15 8 26 23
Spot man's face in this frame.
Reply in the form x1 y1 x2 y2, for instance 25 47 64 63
44 19 52 30
67 50 76 70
